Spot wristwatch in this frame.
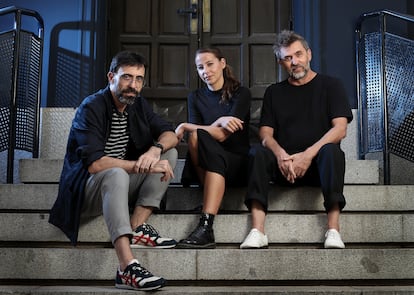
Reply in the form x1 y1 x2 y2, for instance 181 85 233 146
153 142 164 153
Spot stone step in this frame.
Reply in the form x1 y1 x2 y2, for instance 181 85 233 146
0 248 412 281
1 107 412 294
165 184 414 212
1 213 413 244
1 183 413 212
18 158 379 184
2 286 414 295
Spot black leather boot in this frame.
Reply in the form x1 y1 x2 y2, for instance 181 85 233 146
176 213 215 249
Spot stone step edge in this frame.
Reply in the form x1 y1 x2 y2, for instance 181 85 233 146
1 285 414 295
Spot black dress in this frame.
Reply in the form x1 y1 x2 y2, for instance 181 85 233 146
181 86 252 187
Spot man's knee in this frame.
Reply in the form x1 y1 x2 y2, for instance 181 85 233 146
317 143 345 167
249 144 275 169
319 143 343 157
100 167 130 188
162 148 178 168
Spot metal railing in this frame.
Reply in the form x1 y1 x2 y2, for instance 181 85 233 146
0 6 44 183
355 9 414 184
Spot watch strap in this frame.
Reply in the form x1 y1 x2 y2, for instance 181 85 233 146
153 142 164 153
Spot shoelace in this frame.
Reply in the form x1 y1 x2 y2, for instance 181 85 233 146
125 263 151 276
142 223 160 237
131 264 151 275
326 230 337 239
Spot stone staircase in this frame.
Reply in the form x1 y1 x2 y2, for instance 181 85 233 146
1 157 414 294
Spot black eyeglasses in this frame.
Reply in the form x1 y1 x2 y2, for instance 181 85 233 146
119 73 146 85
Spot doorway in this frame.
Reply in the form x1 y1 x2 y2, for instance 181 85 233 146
108 0 292 128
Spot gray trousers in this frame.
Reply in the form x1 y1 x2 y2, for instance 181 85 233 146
82 148 178 244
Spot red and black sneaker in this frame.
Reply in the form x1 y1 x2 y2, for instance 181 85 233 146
115 260 165 291
131 223 177 248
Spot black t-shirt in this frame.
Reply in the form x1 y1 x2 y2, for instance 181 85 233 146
260 74 353 154
187 86 252 154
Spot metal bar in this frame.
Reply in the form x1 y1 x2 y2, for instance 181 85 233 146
0 6 44 38
355 9 414 32
7 9 22 183
378 9 414 23
202 0 210 33
190 0 198 34
33 25 44 159
354 26 364 160
379 13 390 184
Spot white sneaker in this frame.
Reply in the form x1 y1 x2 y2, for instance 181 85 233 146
324 229 345 249
240 228 268 249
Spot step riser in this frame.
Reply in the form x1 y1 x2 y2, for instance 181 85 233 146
1 184 413 212
166 185 414 212
37 108 359 161
18 159 379 184
0 248 413 281
1 213 413 243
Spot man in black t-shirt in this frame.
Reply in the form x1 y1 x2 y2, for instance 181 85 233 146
240 30 353 249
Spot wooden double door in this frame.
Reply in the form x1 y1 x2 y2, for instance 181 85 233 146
108 0 291 126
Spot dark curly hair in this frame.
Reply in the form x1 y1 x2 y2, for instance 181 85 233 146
109 51 148 73
272 30 310 61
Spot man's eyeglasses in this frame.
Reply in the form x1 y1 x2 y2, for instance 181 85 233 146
119 74 146 85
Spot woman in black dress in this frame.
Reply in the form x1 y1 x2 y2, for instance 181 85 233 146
175 47 252 248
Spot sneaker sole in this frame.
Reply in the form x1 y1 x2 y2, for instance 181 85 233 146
115 283 164 291
130 244 177 249
240 245 268 249
175 243 216 249
324 244 345 249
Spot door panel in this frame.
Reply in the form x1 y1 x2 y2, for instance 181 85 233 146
210 0 240 37
109 0 198 128
203 0 291 131
108 0 291 129
204 0 291 97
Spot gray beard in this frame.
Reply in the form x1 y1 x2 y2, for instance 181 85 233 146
118 95 137 105
290 68 308 80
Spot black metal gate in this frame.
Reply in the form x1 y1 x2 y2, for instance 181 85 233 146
0 6 44 183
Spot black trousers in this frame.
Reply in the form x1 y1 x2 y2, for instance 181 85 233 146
181 129 248 187
244 143 346 213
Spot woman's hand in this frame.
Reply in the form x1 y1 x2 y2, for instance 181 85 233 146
213 116 244 133
175 122 186 141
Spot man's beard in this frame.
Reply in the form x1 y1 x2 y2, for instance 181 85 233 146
117 87 139 105
289 64 310 80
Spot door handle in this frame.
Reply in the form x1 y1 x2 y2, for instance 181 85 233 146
177 3 198 19
177 1 198 34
